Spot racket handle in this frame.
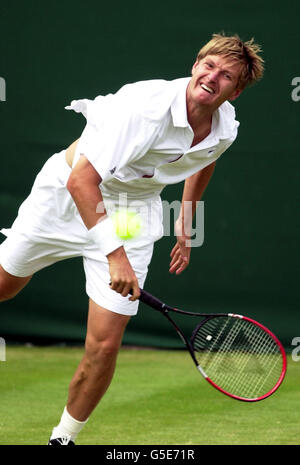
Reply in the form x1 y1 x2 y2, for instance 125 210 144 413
110 283 166 312
132 288 167 312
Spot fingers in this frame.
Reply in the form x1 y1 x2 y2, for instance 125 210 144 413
169 241 190 275
110 278 140 301
128 281 141 302
110 280 131 297
169 254 188 274
108 246 140 301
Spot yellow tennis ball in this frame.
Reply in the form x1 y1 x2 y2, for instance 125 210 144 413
112 210 142 240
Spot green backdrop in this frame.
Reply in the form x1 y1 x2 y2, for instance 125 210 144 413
0 0 299 349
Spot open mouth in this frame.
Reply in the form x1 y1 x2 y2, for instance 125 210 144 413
200 83 214 94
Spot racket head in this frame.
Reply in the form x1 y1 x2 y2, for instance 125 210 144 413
191 314 287 402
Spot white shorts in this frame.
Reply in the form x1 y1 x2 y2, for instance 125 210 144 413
0 150 164 316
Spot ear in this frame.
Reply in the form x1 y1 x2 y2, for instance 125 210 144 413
191 60 200 75
228 88 242 101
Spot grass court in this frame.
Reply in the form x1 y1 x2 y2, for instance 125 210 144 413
0 346 298 445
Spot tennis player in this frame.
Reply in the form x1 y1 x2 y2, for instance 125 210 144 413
0 33 264 445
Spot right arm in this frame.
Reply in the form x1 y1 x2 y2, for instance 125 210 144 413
66 155 140 301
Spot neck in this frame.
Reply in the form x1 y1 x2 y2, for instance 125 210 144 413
186 92 215 133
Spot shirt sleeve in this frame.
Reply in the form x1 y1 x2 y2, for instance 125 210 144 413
65 92 159 182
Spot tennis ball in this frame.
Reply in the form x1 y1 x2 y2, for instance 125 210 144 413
112 210 142 240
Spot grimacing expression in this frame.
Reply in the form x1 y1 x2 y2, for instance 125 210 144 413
188 54 243 108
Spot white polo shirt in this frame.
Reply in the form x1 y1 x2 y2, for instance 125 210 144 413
66 77 239 199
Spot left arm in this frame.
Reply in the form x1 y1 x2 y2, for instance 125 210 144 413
169 162 216 274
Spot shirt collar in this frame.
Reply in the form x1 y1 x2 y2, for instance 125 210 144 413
170 77 238 140
213 101 239 140
170 78 191 128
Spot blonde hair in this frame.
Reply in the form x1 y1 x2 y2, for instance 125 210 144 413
196 33 264 90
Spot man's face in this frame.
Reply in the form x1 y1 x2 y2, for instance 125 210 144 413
188 54 243 109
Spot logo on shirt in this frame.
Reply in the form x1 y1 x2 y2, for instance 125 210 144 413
109 167 116 175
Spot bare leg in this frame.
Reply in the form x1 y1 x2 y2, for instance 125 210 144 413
66 299 130 421
0 265 32 302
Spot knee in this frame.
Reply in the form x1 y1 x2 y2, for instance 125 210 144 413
0 268 31 302
0 287 16 303
0 284 19 303
0 277 11 302
85 335 121 365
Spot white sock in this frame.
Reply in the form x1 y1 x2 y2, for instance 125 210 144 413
50 407 89 442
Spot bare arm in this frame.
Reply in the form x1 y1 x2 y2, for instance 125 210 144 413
169 162 216 274
67 155 140 300
67 155 104 229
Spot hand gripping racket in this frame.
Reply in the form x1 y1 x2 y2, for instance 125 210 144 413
135 288 287 402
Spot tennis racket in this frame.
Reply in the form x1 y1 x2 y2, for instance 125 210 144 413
135 288 287 402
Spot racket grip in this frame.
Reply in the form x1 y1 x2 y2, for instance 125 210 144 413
110 282 166 312
132 288 166 312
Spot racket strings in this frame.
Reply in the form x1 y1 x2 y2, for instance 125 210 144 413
193 317 283 400
213 322 281 399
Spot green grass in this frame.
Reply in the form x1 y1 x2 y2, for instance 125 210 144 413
0 346 298 445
